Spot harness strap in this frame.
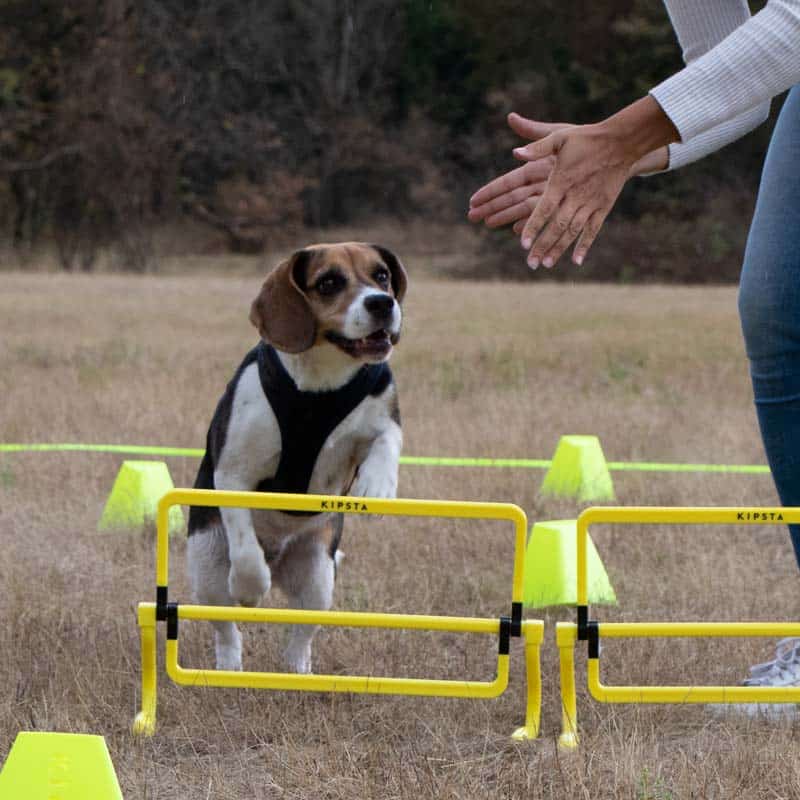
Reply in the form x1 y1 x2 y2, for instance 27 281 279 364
255 342 391 513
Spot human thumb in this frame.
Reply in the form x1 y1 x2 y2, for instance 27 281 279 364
507 113 568 142
513 131 561 162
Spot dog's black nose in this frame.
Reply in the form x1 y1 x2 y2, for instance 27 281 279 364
364 293 395 319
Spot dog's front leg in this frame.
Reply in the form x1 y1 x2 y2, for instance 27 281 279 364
215 470 272 607
351 423 402 499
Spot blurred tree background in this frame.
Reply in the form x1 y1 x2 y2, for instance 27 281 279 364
0 0 778 280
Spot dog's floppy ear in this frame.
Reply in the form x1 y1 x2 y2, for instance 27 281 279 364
249 249 316 353
370 244 407 303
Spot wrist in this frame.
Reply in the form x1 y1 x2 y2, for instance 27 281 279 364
601 96 680 163
630 145 670 177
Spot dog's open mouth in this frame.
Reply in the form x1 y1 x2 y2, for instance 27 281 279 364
325 329 394 359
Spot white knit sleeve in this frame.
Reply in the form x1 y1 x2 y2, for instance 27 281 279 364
666 103 770 170
650 0 800 145
652 0 769 170
661 0 751 64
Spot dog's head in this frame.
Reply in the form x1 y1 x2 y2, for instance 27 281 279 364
249 242 407 362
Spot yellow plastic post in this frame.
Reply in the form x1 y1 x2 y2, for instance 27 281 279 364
511 619 544 740
0 732 123 799
556 622 579 749
99 460 184 535
523 520 616 608
132 603 158 736
541 435 615 502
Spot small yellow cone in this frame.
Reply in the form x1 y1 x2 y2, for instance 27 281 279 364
0 732 123 799
523 519 616 608
98 460 184 535
540 435 615 502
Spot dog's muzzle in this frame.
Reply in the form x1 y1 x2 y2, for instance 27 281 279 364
325 328 394 359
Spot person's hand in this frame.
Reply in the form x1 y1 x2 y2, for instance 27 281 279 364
509 142 669 236
471 112 670 244
467 113 569 229
512 96 678 268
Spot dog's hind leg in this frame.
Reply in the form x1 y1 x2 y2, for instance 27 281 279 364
187 525 243 671
273 531 335 674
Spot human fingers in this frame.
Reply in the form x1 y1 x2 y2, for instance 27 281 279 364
519 180 566 256
507 113 571 141
513 219 525 235
520 123 633 266
468 174 542 223
469 167 531 213
485 186 546 228
469 159 553 213
572 209 610 265
541 206 593 268
471 180 544 227
512 130 562 162
524 201 581 269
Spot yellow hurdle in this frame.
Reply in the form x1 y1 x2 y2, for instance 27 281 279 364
133 488 543 740
558 506 800 747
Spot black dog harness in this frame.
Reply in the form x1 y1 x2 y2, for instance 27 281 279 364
254 342 392 506
188 341 392 540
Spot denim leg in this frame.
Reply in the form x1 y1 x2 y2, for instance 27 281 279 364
738 86 800 567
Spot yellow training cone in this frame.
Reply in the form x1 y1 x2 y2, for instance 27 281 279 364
540 435 615 502
98 460 185 535
523 519 616 608
0 732 123 799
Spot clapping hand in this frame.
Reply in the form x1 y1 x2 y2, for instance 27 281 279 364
469 102 673 269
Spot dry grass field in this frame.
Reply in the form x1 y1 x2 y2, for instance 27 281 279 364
3 264 800 799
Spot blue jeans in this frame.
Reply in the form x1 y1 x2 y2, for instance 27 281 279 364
739 85 800 567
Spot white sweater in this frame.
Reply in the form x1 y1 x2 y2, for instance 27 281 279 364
649 0 800 170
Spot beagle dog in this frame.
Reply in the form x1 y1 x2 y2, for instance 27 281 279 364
186 242 406 673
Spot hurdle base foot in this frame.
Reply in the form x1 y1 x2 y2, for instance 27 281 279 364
558 731 578 749
511 724 538 741
132 711 156 737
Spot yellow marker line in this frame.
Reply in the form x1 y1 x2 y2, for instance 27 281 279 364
0 442 773 473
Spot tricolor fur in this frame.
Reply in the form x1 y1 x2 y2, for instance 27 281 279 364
187 243 406 673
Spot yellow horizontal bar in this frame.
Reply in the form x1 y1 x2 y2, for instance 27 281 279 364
157 489 527 605
177 604 501 635
587 658 800 704
160 488 526 521
599 621 800 638
580 506 800 527
577 506 800 605
165 640 509 698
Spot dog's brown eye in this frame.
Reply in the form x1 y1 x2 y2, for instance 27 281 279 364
316 272 346 297
374 268 390 288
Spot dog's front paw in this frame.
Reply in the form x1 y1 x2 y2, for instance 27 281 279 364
351 470 397 500
285 640 312 674
215 628 243 671
228 557 271 607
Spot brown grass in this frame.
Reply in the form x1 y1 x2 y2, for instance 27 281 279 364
2 267 800 799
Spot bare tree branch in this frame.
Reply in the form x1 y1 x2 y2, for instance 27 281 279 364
0 145 83 173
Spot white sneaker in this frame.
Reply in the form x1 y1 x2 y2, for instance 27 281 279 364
743 638 800 688
709 637 800 719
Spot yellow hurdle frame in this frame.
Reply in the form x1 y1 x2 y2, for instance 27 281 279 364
557 506 800 748
133 488 543 740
